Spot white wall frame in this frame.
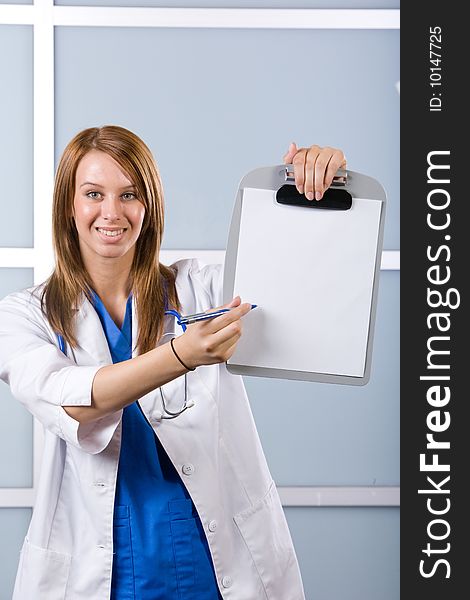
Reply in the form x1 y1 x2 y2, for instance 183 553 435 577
0 4 400 29
0 249 400 270
0 1 400 510
280 486 399 507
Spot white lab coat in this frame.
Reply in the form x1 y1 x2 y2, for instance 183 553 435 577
0 258 305 600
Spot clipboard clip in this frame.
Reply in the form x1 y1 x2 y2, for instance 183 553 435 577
284 166 348 187
278 166 352 210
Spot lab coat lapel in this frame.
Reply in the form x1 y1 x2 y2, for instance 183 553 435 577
75 297 112 365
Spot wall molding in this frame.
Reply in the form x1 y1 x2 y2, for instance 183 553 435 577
0 485 400 508
0 488 35 508
279 485 400 507
0 249 400 270
0 5 400 29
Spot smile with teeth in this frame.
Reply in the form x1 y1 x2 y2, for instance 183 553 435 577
96 228 126 237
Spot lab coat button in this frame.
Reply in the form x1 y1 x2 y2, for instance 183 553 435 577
182 463 195 476
208 519 218 532
222 576 233 588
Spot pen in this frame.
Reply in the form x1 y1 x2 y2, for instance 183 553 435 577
178 305 258 326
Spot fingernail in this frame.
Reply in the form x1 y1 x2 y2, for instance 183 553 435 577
306 192 314 201
315 191 322 201
298 186 304 195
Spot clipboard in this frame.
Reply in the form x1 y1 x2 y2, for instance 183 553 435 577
223 165 386 385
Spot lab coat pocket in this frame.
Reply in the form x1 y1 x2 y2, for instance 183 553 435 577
233 481 297 599
13 537 71 600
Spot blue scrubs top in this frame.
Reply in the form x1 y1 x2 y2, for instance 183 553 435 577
90 291 222 600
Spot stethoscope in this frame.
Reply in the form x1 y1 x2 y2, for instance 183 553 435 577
157 309 193 418
56 308 193 420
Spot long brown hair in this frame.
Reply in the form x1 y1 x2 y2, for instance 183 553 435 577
41 125 181 355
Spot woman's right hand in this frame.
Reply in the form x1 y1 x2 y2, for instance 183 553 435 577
172 296 252 370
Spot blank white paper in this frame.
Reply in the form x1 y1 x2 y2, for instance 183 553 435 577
230 187 382 377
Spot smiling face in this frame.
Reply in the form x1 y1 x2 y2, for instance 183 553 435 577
73 150 146 268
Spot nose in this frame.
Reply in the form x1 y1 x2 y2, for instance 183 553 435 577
101 194 123 221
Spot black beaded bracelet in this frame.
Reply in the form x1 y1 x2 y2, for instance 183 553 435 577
170 337 196 371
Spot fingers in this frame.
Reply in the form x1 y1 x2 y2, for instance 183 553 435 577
303 146 322 201
224 295 241 309
219 338 240 362
204 301 252 335
210 295 241 313
324 149 347 191
207 320 243 355
292 147 309 195
290 144 347 201
283 141 298 165
187 316 243 365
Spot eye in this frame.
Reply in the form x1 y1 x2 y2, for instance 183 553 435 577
122 192 137 200
86 191 101 199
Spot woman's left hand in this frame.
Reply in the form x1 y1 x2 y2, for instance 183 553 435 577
283 142 347 201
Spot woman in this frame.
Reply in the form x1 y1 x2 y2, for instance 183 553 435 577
0 126 346 599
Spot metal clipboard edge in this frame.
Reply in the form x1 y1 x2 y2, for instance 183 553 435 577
223 166 387 386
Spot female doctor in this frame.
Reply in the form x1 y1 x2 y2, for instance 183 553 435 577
0 126 346 600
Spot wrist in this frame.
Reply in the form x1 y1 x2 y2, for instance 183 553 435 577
171 336 197 371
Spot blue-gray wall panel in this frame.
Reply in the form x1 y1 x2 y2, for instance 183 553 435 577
0 381 33 488
246 270 399 486
0 269 34 488
0 268 33 300
0 509 31 600
55 27 399 249
0 26 33 248
286 506 399 600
